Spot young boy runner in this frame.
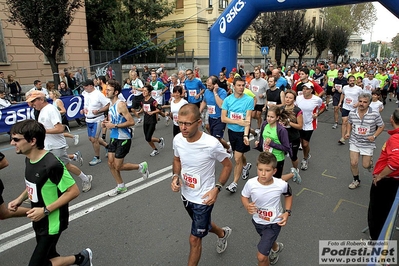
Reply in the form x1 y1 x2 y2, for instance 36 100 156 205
241 152 293 266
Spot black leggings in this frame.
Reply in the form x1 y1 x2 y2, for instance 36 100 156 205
143 123 156 142
275 160 285 179
29 234 61 266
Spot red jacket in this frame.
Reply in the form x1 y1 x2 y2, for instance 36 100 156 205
373 127 399 178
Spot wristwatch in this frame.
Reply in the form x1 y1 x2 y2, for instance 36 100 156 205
215 183 223 191
44 207 51 216
285 209 291 216
115 124 118 128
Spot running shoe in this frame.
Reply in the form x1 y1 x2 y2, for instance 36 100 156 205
150 149 159 157
78 248 93 266
108 186 128 197
216 226 232 253
348 180 360 189
89 157 101 166
338 138 345 145
241 163 252 180
300 159 308 170
291 168 301 184
299 143 303 150
254 128 261 136
225 182 237 193
75 151 83 166
158 137 165 149
165 116 170 126
332 123 338 129
74 135 79 145
82 175 93 192
269 242 284 265
140 162 149 180
137 118 142 123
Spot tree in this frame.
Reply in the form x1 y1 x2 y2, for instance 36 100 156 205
86 0 182 63
6 0 83 86
313 28 330 63
249 10 310 67
392 33 399 54
329 27 350 63
324 3 377 35
294 20 314 65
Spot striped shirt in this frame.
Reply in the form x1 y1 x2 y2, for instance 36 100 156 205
348 107 384 149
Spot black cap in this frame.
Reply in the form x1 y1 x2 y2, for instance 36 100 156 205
82 79 94 86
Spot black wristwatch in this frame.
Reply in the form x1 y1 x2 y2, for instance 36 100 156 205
285 209 291 216
115 124 118 128
215 183 223 192
44 207 51 216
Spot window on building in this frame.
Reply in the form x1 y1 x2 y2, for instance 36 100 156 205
150 33 158 45
176 0 184 9
208 0 213 7
219 0 228 9
312 17 316 28
237 38 242 54
176 31 184 53
0 21 7 63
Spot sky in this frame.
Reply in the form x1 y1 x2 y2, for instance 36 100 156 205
361 2 399 44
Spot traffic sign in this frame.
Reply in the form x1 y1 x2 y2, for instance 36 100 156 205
261 46 269 55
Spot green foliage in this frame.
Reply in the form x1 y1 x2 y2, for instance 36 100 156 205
6 0 83 83
392 33 399 53
294 20 314 65
324 3 377 35
313 28 330 63
86 0 182 63
329 27 350 63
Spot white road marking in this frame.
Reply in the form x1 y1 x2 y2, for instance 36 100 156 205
0 165 172 253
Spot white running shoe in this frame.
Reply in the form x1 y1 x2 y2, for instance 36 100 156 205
74 135 79 145
139 162 149 180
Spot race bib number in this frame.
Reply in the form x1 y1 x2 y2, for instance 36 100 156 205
230 111 243 120
143 103 151 112
252 85 259 92
25 179 38 203
365 85 371 91
394 79 398 84
315 79 321 84
355 125 370 135
189 90 197 97
335 84 342 91
328 77 334 83
173 113 178 123
345 97 353 105
257 207 277 222
208 105 216 115
151 90 158 97
262 142 273 153
267 101 277 107
182 171 201 190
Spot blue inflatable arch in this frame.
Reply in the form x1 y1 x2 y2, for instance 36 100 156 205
209 0 399 75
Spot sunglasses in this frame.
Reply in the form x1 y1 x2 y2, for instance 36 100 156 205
11 137 25 142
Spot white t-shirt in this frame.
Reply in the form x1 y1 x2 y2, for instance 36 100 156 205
296 95 323 131
82 89 110 123
362 78 380 94
173 132 229 204
241 177 289 225
28 87 49 98
342 85 363 111
370 100 383 113
0 98 11 109
131 78 144 96
38 104 67 150
170 98 188 126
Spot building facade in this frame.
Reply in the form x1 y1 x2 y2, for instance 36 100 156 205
0 0 90 89
159 0 328 75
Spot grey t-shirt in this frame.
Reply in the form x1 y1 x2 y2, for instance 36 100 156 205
250 78 268 105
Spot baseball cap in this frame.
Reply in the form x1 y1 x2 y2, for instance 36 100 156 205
232 67 237 72
81 79 94 86
303 82 314 89
367 70 374 75
26 90 45 102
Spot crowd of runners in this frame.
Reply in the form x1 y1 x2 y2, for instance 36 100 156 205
0 58 399 266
